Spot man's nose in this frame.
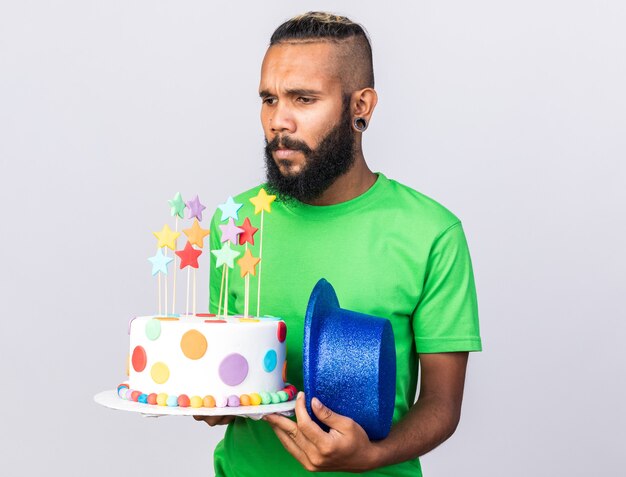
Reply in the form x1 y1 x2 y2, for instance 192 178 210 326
270 102 296 134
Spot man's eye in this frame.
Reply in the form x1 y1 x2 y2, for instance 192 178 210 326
297 97 313 104
263 97 277 105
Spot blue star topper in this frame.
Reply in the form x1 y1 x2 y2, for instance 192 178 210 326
217 196 243 222
148 249 174 276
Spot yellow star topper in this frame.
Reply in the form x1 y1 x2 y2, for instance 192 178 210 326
237 248 261 278
182 219 210 248
249 188 276 215
153 224 180 250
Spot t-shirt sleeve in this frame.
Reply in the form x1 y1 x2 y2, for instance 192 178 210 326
412 222 482 353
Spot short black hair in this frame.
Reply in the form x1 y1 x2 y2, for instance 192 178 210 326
269 12 374 89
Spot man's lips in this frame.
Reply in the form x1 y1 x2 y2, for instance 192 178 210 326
274 148 300 160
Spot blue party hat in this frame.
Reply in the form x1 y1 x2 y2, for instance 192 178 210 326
303 279 396 440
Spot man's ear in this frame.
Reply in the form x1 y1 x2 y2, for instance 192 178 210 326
351 88 378 126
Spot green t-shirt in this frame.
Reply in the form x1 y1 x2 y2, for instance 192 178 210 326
208 173 482 476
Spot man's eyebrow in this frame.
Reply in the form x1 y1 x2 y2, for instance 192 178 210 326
259 88 322 98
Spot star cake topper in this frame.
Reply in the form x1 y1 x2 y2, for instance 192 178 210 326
237 248 261 278
186 195 207 222
183 219 210 248
238 217 259 246
219 218 244 245
217 196 243 222
148 249 174 276
175 241 203 269
212 242 240 269
249 188 276 215
168 192 186 219
153 224 181 250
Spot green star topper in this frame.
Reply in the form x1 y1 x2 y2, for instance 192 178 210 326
168 192 186 219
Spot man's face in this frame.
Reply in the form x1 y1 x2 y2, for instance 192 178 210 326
259 42 356 202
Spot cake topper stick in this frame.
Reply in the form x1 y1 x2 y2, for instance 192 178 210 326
149 247 173 315
243 243 250 318
249 188 276 317
186 266 190 317
238 218 259 317
212 242 240 317
164 249 169 314
237 246 261 318
225 266 229 317
169 192 186 315
172 217 178 315
175 240 203 317
158 273 162 315
257 212 264 317
217 264 226 317
193 268 197 316
153 224 180 315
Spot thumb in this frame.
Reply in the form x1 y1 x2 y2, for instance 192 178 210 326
311 397 351 430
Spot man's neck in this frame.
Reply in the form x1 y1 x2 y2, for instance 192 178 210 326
304 153 377 206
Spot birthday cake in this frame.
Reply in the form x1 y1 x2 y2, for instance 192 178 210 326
120 315 295 408
117 191 297 409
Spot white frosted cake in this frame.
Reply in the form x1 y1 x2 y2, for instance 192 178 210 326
118 314 296 408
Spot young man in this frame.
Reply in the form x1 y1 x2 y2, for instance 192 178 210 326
196 12 482 476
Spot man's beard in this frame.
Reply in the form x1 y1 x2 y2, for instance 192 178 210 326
264 99 355 203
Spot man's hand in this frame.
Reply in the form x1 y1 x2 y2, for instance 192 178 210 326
263 392 382 473
193 415 236 426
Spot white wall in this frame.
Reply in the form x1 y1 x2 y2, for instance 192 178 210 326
1 1 624 476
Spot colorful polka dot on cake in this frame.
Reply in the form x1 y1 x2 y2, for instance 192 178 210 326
178 394 190 407
180 330 208 360
263 349 277 372
166 395 178 407
277 322 287 342
240 394 251 406
219 353 249 386
190 396 203 408
131 346 146 372
145 318 161 340
156 393 168 406
148 393 158 405
151 362 170 384
203 395 216 408
227 395 240 407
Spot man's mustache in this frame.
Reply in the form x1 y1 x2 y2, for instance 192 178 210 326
265 135 313 155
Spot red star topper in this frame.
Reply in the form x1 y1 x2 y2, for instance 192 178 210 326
175 241 203 269
238 217 259 246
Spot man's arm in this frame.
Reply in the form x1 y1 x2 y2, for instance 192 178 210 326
264 351 469 473
371 351 468 467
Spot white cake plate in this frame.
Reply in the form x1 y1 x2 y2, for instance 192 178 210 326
94 390 296 419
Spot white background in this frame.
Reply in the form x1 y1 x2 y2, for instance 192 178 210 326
1 1 625 476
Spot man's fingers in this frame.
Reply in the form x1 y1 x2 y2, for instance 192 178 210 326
264 413 307 444
192 415 235 426
292 392 329 445
269 425 316 471
310 397 354 434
